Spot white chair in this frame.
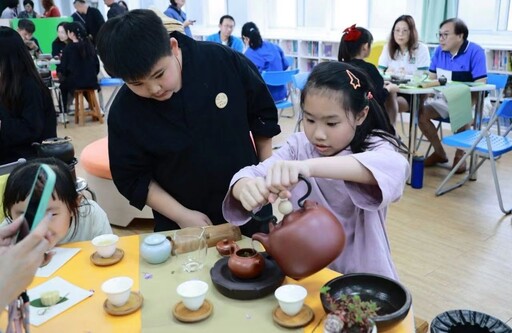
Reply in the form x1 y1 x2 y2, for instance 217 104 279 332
0 158 27 176
436 98 512 214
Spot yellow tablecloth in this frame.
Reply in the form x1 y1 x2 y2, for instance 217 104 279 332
1 235 414 332
1 235 140 333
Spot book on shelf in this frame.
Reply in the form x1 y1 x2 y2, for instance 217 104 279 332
306 59 318 71
323 44 333 57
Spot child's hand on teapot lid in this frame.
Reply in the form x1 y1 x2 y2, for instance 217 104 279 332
266 161 310 192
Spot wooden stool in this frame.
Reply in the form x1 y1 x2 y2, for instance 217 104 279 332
74 89 104 126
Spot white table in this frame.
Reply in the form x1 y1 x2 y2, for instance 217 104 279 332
398 83 495 183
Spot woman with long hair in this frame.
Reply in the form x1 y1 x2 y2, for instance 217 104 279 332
378 15 430 113
58 22 100 115
52 22 69 61
0 27 57 164
41 0 61 17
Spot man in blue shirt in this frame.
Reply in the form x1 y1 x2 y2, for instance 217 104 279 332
419 18 487 174
206 15 243 53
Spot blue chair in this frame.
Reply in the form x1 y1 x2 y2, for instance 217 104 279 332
261 68 299 118
483 73 509 133
98 78 124 118
285 56 296 69
291 72 310 132
436 98 512 214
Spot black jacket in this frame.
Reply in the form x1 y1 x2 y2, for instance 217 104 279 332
72 7 105 44
0 78 57 164
108 32 280 233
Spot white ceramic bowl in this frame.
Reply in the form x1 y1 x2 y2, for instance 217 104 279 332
92 234 119 258
176 280 209 311
275 284 307 316
101 276 133 307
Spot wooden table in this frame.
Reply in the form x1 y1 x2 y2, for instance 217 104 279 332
0 234 418 332
398 83 495 183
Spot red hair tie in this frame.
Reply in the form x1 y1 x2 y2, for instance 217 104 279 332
367 91 373 100
342 24 361 42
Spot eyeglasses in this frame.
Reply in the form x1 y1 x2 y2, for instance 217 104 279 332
436 32 453 40
393 29 410 35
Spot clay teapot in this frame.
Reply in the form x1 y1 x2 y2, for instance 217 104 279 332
228 247 265 279
216 238 239 256
32 137 75 164
252 176 346 280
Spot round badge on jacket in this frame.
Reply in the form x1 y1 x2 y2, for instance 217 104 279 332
215 93 228 109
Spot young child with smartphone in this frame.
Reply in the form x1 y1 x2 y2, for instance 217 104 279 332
1 158 113 248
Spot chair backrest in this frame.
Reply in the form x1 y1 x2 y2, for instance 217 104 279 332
292 72 310 91
285 56 295 69
367 40 386 67
487 73 509 90
0 158 26 176
496 98 512 119
261 69 300 87
0 158 26 220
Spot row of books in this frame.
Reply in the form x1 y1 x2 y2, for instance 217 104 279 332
490 50 512 72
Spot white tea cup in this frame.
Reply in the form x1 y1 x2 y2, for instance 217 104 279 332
275 284 307 316
176 280 208 311
101 276 133 307
92 234 119 258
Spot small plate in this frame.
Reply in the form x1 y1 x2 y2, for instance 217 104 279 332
90 248 124 266
172 299 213 323
103 291 143 316
272 304 314 328
210 253 285 300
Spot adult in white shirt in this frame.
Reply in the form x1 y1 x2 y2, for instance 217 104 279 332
378 15 430 113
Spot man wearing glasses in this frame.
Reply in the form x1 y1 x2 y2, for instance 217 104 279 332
419 18 486 174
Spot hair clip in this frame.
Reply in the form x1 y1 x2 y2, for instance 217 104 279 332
342 24 361 42
367 91 373 100
249 27 255 32
346 70 361 90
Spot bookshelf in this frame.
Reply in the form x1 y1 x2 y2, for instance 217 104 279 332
266 38 339 72
194 31 512 95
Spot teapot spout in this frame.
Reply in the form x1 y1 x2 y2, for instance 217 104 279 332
252 232 270 252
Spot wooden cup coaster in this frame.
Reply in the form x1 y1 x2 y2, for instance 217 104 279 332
172 299 213 323
90 248 124 266
272 304 314 328
103 291 143 316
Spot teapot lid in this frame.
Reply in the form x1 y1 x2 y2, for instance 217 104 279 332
144 233 166 245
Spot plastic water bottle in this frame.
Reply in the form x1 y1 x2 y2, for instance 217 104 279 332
411 155 424 189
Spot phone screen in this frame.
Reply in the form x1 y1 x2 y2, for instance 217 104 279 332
15 165 56 243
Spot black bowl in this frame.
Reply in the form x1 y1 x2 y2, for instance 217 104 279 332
430 309 512 333
320 273 412 328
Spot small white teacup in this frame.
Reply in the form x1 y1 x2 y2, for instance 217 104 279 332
176 280 209 311
92 234 119 258
101 276 133 307
275 284 307 317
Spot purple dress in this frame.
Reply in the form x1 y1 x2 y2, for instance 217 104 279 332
222 132 409 280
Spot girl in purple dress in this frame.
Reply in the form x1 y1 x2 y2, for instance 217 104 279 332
223 61 409 280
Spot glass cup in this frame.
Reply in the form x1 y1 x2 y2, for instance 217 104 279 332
412 70 428 84
173 227 207 272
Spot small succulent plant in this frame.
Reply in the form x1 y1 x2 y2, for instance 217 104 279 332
321 286 379 333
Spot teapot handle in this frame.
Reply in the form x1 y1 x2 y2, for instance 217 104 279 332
297 174 311 208
249 174 312 224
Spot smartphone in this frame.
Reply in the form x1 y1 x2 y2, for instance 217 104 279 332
15 164 56 243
